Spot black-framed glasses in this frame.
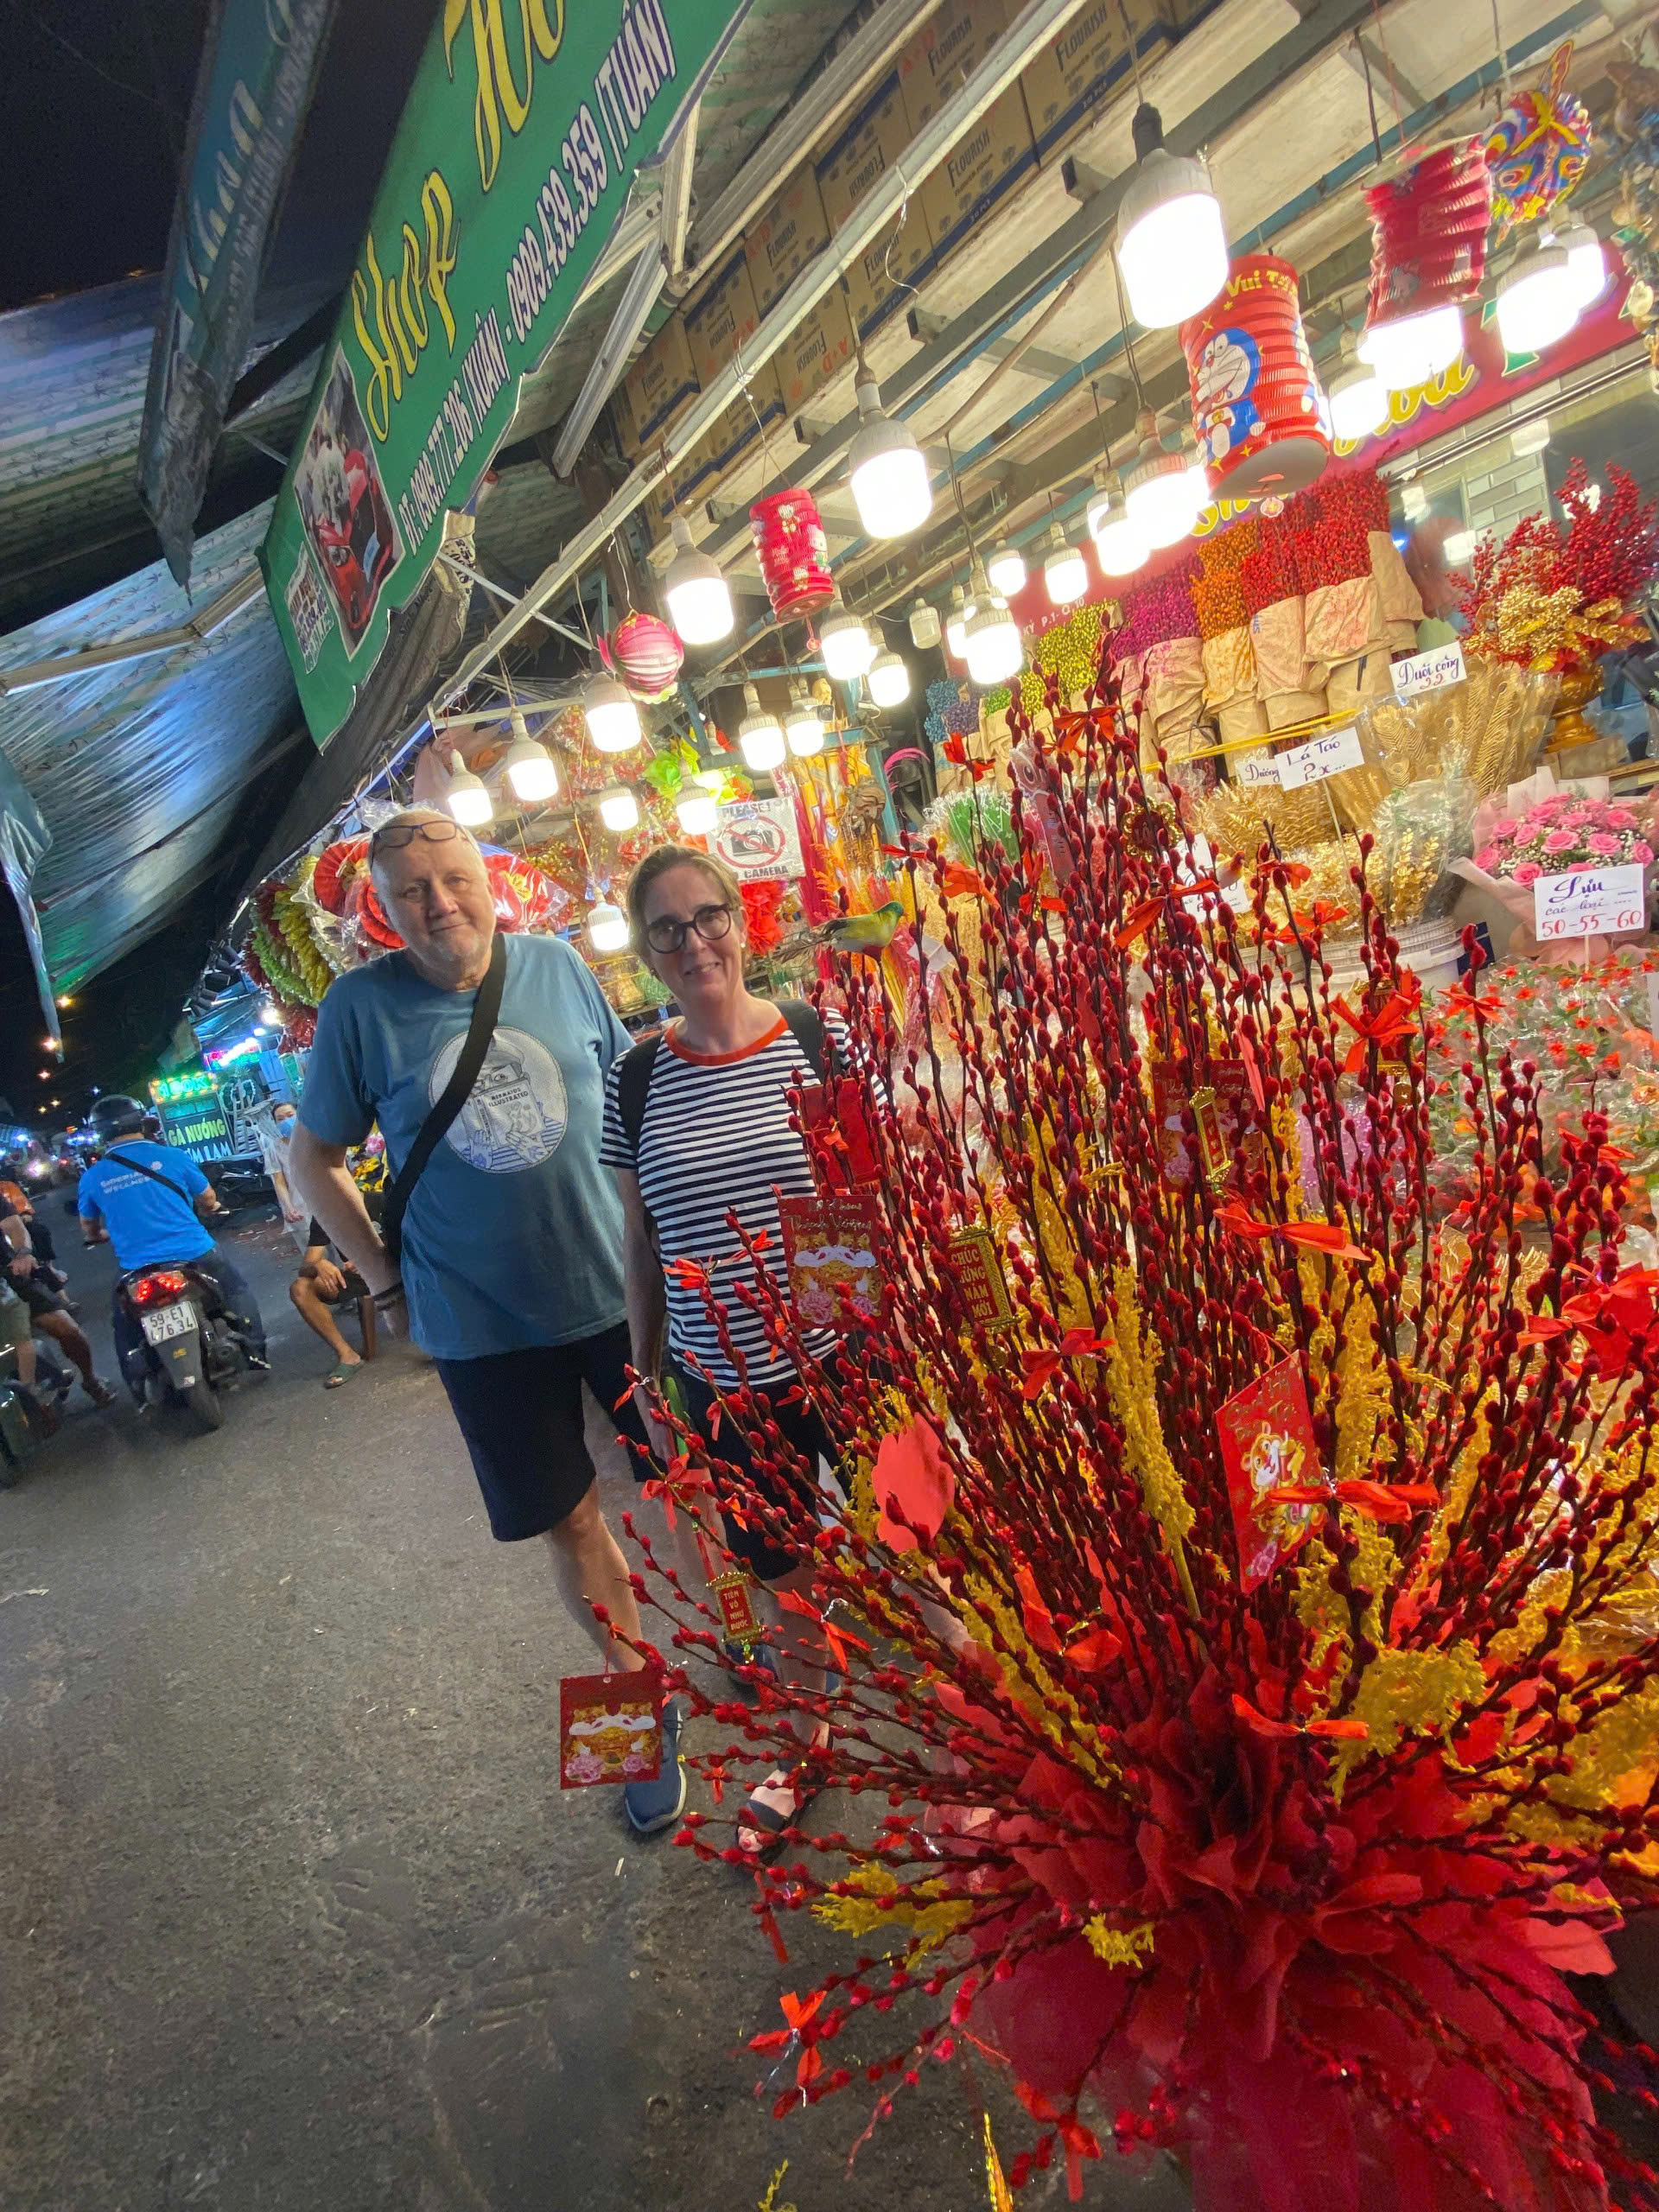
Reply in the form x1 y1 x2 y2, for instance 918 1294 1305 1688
369 819 470 858
644 902 735 955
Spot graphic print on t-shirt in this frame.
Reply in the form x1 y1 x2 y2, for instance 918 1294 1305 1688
429 1026 568 1173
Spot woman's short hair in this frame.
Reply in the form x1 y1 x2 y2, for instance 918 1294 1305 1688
625 843 745 956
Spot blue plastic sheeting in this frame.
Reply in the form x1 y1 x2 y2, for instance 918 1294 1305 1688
0 503 302 995
0 743 56 1040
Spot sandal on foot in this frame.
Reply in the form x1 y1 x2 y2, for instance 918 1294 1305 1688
324 1360 362 1389
737 1763 823 1857
85 1378 117 1408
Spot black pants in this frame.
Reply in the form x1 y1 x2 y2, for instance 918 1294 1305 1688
677 1368 841 1583
112 1251 266 1380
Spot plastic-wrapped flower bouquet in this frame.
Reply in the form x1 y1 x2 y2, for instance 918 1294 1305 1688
1452 789 1657 958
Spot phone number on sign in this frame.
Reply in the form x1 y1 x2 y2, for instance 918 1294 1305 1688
505 106 609 346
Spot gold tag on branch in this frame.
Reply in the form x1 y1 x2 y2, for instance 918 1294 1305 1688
950 1225 1016 1332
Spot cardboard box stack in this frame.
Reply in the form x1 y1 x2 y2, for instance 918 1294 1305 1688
613 317 700 461
814 73 934 339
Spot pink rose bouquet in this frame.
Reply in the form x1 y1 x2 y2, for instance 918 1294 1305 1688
1452 789 1658 963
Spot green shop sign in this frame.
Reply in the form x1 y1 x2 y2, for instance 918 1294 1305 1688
261 0 747 743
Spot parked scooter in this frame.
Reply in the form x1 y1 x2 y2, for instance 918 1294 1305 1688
116 1259 257 1433
0 1340 69 1487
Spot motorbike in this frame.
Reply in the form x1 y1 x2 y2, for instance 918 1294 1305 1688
117 1261 256 1433
0 1338 70 1487
201 1155 275 1211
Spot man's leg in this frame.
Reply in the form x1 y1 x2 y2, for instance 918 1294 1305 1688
542 1479 647 1667
111 1283 146 1396
33 1308 111 1402
194 1251 267 1359
289 1276 359 1367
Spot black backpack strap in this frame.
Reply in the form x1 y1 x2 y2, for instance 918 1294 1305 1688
615 1033 664 1163
107 1153 192 1207
381 931 506 1268
777 998 826 1082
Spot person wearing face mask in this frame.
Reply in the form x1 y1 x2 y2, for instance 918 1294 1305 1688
285 809 682 1835
261 1101 311 1242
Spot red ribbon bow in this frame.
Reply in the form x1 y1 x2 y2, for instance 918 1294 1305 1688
1215 1202 1370 1263
1332 973 1421 1072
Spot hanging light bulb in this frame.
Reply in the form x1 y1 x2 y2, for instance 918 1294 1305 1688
1554 219 1607 310
986 542 1027 596
598 785 639 833
1043 522 1088 606
586 900 630 954
819 597 876 683
868 650 910 708
1327 335 1389 444
963 563 1022 687
1496 233 1580 356
663 514 734 645
1123 412 1205 549
1116 103 1228 328
1086 469 1149 577
944 585 972 660
1357 303 1464 393
846 371 932 538
908 598 941 650
785 681 823 756
583 671 641 753
444 763 493 827
737 682 785 772
675 785 719 836
501 709 560 803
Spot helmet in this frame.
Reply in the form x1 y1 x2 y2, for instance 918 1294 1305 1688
89 1094 149 1141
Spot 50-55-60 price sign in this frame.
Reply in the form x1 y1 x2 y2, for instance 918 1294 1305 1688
1533 862 1649 941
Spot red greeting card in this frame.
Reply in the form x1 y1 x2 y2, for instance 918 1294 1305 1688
1152 1059 1264 1192
1216 1358 1326 1591
778 1190 884 1332
558 1673 663 1789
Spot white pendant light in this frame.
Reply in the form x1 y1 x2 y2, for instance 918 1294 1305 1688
501 709 560 803
587 900 630 954
1116 103 1229 329
1086 470 1149 577
1124 414 1205 549
1555 220 1607 310
444 764 493 827
987 542 1027 596
846 371 932 539
819 597 877 683
1327 334 1389 443
1043 522 1088 607
1357 303 1464 394
583 671 642 753
944 585 971 660
785 681 823 756
598 785 639 832
737 682 785 772
963 564 1022 687
664 514 734 645
675 785 719 836
908 598 941 650
1496 234 1580 356
868 649 910 708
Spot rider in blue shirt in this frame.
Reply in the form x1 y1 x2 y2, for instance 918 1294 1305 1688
79 1096 267 1395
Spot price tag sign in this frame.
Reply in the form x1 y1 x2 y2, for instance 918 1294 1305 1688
1391 642 1465 698
1533 863 1648 942
1274 727 1364 790
1233 747 1282 791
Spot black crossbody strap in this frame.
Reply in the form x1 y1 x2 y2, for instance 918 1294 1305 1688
108 1154 192 1206
381 931 506 1268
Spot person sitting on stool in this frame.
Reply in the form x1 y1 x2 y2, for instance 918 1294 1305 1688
290 1216 376 1387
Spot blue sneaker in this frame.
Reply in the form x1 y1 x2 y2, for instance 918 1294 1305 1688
625 1695 688 1836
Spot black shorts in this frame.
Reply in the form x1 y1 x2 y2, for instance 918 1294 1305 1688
14 1275 64 1322
435 1322 649 1542
316 1267 369 1306
676 1367 842 1584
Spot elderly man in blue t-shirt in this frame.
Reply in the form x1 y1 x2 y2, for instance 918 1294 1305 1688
289 808 682 1834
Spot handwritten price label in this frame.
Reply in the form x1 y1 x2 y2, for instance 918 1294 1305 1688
1392 642 1465 698
1275 727 1364 790
1533 862 1648 941
1234 747 1283 791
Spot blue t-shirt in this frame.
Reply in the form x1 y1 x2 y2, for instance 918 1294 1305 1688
299 933 632 1359
78 1141 213 1269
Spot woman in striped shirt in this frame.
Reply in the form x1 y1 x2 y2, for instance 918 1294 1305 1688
601 845 844 1850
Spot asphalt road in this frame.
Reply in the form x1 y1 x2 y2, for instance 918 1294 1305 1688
1 1204 1189 2212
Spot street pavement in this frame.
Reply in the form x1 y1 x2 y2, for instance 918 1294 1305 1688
2 1202 1186 2212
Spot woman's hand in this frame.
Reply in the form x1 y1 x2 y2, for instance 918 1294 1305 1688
632 1379 673 1465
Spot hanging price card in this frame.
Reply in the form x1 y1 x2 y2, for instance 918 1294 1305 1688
1274 727 1364 790
1533 864 1649 942
1233 746 1283 791
1391 641 1465 698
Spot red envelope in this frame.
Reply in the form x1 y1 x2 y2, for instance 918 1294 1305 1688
778 1191 885 1332
558 1673 663 1789
1216 1358 1326 1591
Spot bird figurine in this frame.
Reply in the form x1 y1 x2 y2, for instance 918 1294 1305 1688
817 899 905 956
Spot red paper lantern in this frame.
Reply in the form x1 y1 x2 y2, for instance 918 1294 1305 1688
601 611 683 703
749 487 834 620
1362 139 1491 347
1181 256 1329 500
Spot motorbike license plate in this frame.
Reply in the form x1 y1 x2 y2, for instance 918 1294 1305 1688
141 1304 194 1345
